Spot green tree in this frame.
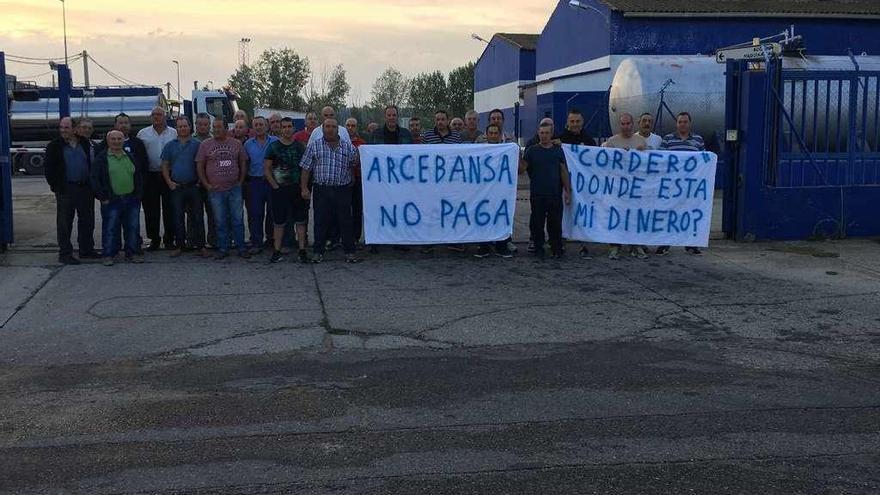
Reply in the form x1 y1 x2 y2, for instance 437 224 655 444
306 64 350 111
447 62 475 119
228 64 259 115
255 48 311 110
408 70 448 124
369 67 410 109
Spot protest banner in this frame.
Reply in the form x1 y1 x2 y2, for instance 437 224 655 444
562 145 717 247
359 143 520 245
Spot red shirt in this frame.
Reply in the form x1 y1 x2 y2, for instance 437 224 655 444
293 127 315 144
351 136 366 179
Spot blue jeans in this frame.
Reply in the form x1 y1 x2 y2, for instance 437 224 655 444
209 185 246 254
244 177 273 246
101 196 141 258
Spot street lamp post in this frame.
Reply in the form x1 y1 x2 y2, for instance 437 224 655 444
60 0 69 66
172 60 180 101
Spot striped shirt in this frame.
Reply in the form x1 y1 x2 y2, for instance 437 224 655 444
421 128 462 144
660 133 705 152
300 137 358 186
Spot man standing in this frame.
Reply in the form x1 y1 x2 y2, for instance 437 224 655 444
267 112 283 138
293 111 318 143
232 119 250 144
192 112 216 249
421 110 462 144
137 106 178 251
460 111 483 143
519 123 571 259
264 117 310 263
602 113 648 260
408 117 423 144
474 123 514 259
370 105 413 145
658 112 706 256
243 116 278 254
526 118 554 148
300 119 361 264
638 113 663 150
308 107 351 146
369 105 413 253
43 116 98 264
346 117 367 246
91 130 143 265
476 109 514 144
197 119 250 260
450 117 464 134
553 108 596 258
161 116 208 258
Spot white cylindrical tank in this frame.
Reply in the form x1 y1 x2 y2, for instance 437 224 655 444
609 55 880 150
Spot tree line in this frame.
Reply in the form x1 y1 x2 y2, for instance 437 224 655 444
228 48 474 126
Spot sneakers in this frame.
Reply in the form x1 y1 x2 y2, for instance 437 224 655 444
474 245 493 258
655 246 670 256
507 241 518 253
686 247 703 256
631 246 648 259
312 254 324 264
608 246 620 260
579 245 592 260
345 254 362 263
495 246 514 259
298 249 310 264
130 254 145 264
269 251 285 263
102 257 114 267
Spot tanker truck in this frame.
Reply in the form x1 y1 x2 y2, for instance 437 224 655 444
8 85 239 175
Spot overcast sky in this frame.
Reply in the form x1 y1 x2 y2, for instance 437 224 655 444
2 0 555 104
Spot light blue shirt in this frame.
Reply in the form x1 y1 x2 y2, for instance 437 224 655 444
243 135 278 177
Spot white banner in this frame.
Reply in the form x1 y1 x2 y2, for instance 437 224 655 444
359 143 520 244
562 145 717 247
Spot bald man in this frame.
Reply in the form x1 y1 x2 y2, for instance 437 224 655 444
91 130 144 265
137 106 178 251
44 116 98 264
307 106 352 146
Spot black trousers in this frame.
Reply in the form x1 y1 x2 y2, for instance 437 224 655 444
351 178 364 243
55 183 95 256
171 184 205 249
312 184 355 255
529 195 563 255
143 171 174 246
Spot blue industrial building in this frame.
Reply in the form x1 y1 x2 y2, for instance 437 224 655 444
475 0 880 143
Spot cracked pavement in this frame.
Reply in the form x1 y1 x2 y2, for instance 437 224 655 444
1 177 879 493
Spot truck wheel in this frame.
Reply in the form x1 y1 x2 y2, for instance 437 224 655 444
23 153 45 176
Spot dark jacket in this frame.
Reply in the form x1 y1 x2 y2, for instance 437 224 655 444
555 128 596 146
90 149 144 202
43 136 93 194
370 125 413 145
94 135 149 176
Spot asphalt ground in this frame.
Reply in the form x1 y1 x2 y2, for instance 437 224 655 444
0 177 878 494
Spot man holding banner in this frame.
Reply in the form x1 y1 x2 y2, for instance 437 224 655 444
657 112 707 256
561 114 716 253
520 122 571 259
602 113 648 260
474 123 515 259
300 119 361 264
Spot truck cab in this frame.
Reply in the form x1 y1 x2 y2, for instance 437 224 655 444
190 89 240 129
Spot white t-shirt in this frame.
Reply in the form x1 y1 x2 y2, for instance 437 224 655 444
641 132 663 150
308 125 351 146
137 125 178 172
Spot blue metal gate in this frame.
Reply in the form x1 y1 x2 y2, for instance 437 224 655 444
725 57 880 240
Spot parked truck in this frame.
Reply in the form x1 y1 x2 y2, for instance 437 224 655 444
8 84 239 175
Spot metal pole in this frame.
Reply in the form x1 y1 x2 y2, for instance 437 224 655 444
60 0 69 66
82 50 89 87
172 60 181 101
0 52 14 247
165 82 171 100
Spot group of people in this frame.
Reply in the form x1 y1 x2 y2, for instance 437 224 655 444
43 103 705 266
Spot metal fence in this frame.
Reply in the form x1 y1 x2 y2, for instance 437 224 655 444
771 69 880 188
